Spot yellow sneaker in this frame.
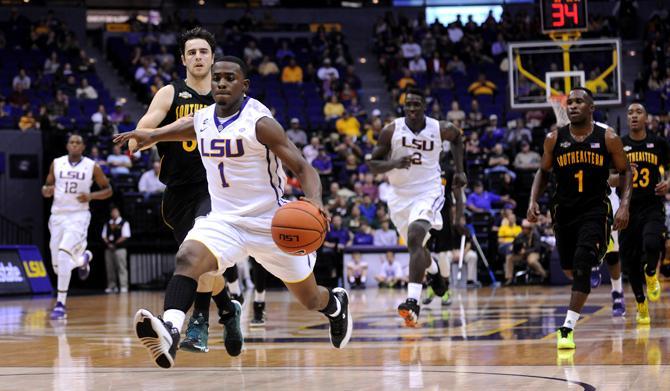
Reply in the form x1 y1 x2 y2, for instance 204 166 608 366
645 273 661 302
636 300 651 325
557 327 575 349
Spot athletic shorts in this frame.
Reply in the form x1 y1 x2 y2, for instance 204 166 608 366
162 182 211 244
619 205 666 266
554 211 610 270
607 230 619 253
184 212 315 283
387 186 445 243
48 210 90 270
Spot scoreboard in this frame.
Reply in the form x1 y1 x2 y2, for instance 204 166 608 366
541 0 589 34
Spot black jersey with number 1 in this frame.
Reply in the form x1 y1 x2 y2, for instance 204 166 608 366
551 123 611 219
156 78 213 188
621 133 669 211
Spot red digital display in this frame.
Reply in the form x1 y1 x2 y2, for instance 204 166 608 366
541 0 588 34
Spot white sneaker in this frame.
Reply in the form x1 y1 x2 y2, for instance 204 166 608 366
120 287 129 293
105 287 118 294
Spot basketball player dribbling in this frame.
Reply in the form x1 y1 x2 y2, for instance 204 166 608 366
42 134 113 320
368 88 466 327
115 56 352 369
527 87 632 349
134 27 242 355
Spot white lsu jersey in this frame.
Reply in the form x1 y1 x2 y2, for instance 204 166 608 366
192 97 287 220
51 155 95 214
386 116 442 193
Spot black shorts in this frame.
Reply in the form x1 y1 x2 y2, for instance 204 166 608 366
162 182 211 244
554 212 610 270
619 205 666 266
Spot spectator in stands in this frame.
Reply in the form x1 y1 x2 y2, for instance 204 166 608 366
107 145 131 176
44 52 60 75
281 57 303 83
346 252 368 289
18 110 37 131
431 68 454 90
134 58 157 84
275 40 295 62
358 194 377 223
322 214 352 280
513 140 541 172
258 55 279 76
311 147 333 175
109 103 126 124
302 136 320 164
353 220 375 245
138 161 166 195
491 33 507 58
397 68 416 90
317 58 340 82
91 104 109 135
498 209 521 255
506 117 532 148
12 68 31 91
446 100 465 125
360 173 378 201
401 36 421 59
243 40 263 63
480 115 505 151
343 65 362 91
155 45 175 69
446 54 466 74
60 75 78 96
376 251 405 288
504 219 547 285
347 205 364 232
149 76 165 97
102 206 131 293
466 132 482 156
77 49 95 73
286 118 307 147
8 85 30 108
374 219 398 246
0 97 12 118
324 95 345 121
336 110 361 138
468 73 497 96
90 146 109 175
467 180 516 213
409 54 427 74
485 143 516 178
339 83 357 105
76 78 98 100
303 63 318 83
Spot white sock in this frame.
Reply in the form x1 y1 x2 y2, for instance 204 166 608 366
163 309 186 331
611 277 622 293
426 258 438 274
56 250 73 304
408 282 422 301
229 280 241 295
562 310 580 330
361 276 367 283
255 290 265 302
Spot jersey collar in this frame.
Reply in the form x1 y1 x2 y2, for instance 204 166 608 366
213 96 250 132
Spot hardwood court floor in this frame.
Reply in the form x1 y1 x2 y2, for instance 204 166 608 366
1 285 669 390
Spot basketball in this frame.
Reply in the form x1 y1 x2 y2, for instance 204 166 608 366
271 200 327 255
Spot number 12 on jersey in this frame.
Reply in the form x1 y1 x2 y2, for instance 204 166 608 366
218 162 230 188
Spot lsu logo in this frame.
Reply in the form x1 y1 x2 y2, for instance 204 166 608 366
23 261 47 278
279 233 299 242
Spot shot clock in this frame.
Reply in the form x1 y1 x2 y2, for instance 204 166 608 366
540 0 589 34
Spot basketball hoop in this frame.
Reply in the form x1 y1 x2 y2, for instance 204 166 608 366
549 94 569 127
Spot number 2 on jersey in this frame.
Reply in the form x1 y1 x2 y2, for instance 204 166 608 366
218 162 230 188
632 167 650 188
574 170 583 192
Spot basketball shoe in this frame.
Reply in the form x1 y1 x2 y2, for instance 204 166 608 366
427 257 447 297
398 298 420 327
78 250 93 280
611 291 626 317
645 273 661 302
134 309 180 369
250 302 266 327
556 327 575 349
219 300 243 356
179 313 209 353
636 300 651 325
50 302 67 320
327 287 352 348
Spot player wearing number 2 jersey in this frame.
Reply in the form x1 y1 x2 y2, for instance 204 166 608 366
527 87 632 350
368 88 466 327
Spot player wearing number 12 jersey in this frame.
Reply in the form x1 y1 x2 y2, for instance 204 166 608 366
527 87 632 350
368 88 466 327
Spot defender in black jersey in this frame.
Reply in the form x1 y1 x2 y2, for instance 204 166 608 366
527 87 632 350
617 103 668 325
133 27 242 356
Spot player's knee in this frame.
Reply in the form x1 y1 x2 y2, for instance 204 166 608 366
407 224 428 250
605 252 619 266
57 250 75 274
572 246 596 294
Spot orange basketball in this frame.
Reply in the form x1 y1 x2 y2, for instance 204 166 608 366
271 200 328 255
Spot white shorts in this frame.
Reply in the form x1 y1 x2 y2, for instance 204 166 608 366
48 211 91 268
184 213 316 283
607 188 620 253
387 186 445 242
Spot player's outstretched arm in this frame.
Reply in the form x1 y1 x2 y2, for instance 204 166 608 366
77 164 113 203
113 115 196 150
440 121 467 188
136 85 174 129
527 131 556 223
256 117 325 213
42 161 55 198
367 122 411 174
606 130 631 230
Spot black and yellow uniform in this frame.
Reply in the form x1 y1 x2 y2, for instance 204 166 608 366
551 123 612 271
618 133 668 299
158 79 213 244
428 170 456 252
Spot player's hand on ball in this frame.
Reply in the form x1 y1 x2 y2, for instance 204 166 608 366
300 197 331 230
527 201 540 223
76 193 91 203
395 155 412 169
113 130 154 152
655 180 669 195
613 207 629 231
452 172 468 188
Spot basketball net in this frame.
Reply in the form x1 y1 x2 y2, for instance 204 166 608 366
549 94 569 128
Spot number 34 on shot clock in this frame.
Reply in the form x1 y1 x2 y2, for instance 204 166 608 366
541 0 589 34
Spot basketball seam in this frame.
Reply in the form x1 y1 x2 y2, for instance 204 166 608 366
279 202 327 231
